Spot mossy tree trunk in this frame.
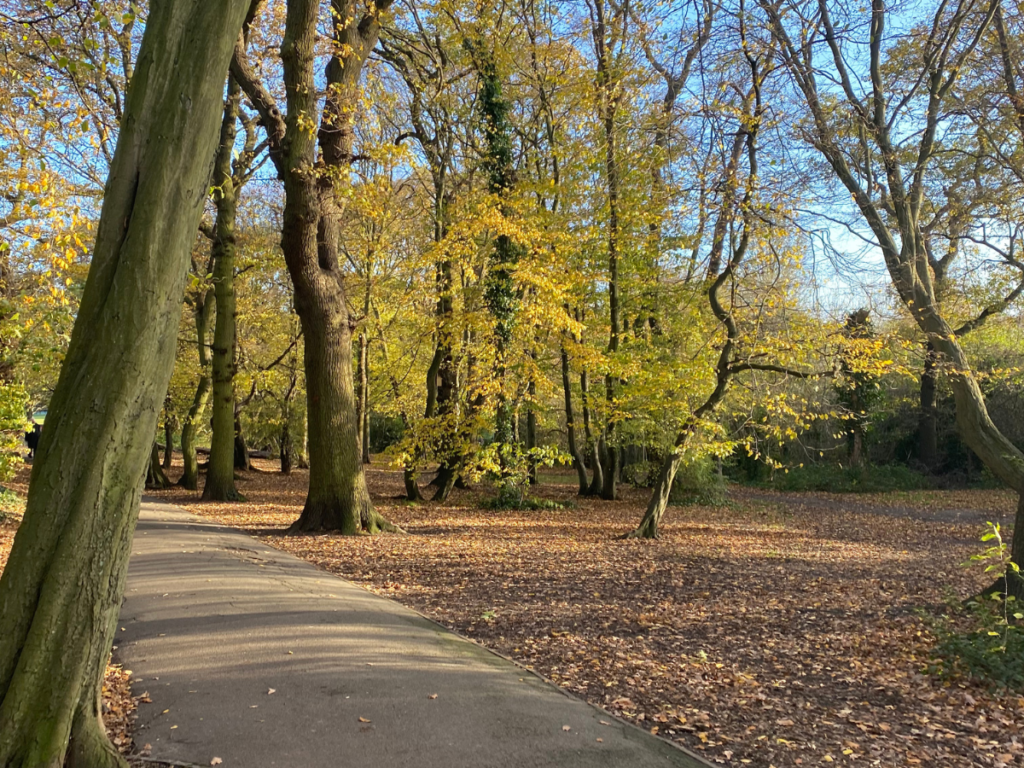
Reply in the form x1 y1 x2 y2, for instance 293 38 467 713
0 0 249 763
179 283 213 490
202 79 243 502
232 0 398 532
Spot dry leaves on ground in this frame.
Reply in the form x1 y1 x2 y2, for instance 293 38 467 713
151 459 1024 768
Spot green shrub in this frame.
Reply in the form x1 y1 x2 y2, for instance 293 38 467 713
929 595 1024 690
929 523 1024 690
670 456 727 506
754 463 933 493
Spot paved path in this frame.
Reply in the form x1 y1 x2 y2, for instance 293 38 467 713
117 501 707 768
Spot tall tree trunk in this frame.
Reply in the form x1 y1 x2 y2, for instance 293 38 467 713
629 452 684 539
233 415 251 471
931 328 1024 598
560 342 589 495
357 330 371 464
280 375 296 475
202 79 243 502
1011 495 1024 599
162 417 175 469
918 341 940 471
280 416 293 475
850 426 864 469
0 0 249 763
591 0 624 502
179 287 213 490
281 0 397 534
599 99 621 502
581 369 604 495
527 372 538 486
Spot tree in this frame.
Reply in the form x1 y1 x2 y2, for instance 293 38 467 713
179 250 215 491
232 0 399 532
0 0 251 763
203 79 246 501
759 0 1024 596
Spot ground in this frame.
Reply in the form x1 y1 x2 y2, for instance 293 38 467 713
2 458 1022 767
142 458 1023 768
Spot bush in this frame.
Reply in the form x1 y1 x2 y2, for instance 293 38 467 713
622 460 660 488
753 463 933 494
369 414 405 454
670 456 727 506
929 595 1024 690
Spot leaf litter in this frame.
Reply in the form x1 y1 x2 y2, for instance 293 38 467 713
149 460 1024 766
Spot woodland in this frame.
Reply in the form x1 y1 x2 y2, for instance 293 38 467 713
0 0 1023 766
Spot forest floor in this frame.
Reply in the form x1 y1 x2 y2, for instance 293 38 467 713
0 465 139 760
143 458 1023 768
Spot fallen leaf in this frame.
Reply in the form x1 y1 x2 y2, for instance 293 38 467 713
358 717 371 723
211 759 223 766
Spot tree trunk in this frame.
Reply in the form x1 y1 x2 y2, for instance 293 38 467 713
357 330 371 464
581 369 604 495
280 384 294 475
527 378 538 486
266 0 396 534
623 452 683 539
146 443 172 490
179 287 213 490
162 418 175 469
0 0 249 762
918 341 940 471
280 419 293 475
595 4 623 503
560 343 588 495
202 79 243 502
850 426 864 468
233 415 251 471
289 274 395 532
1010 494 1024 600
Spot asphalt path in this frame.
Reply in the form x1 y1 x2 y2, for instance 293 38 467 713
116 501 709 768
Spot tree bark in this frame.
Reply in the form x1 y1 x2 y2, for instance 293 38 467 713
162 418 175 469
146 443 172 490
357 330 371 464
233 415 251 471
628 452 683 539
581 369 604 495
918 342 940 471
280 419 293 475
0 0 249 762
202 80 243 502
560 342 589 495
179 286 213 490
280 0 398 534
